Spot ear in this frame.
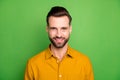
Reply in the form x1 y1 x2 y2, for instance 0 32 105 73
46 26 48 32
69 25 72 33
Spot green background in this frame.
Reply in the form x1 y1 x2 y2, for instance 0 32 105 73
0 0 120 80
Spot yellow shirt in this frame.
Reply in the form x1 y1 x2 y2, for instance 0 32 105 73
24 46 94 80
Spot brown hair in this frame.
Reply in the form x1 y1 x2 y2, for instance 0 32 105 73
46 6 72 26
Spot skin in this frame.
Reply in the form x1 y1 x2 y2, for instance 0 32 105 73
46 16 72 60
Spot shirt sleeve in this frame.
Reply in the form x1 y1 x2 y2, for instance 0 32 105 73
24 60 34 80
85 57 94 80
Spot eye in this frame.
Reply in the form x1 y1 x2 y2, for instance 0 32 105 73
62 27 68 30
49 27 56 30
48 27 57 32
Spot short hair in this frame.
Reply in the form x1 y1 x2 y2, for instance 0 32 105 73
46 6 72 26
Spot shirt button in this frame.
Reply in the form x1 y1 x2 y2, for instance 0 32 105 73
59 74 62 78
57 60 59 63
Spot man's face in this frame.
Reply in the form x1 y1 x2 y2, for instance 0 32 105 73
47 16 72 48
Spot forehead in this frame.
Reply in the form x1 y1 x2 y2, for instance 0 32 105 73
48 16 69 27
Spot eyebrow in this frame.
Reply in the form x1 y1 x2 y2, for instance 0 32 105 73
48 26 69 29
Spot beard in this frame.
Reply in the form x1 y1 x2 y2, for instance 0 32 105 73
49 36 70 48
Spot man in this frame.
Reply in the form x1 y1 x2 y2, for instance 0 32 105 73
24 6 94 80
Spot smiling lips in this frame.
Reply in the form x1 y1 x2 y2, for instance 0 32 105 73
54 37 64 43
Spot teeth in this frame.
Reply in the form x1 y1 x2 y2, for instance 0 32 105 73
55 38 63 42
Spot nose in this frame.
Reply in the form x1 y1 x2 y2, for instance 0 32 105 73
56 29 62 37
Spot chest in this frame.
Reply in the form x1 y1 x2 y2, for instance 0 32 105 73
34 58 86 80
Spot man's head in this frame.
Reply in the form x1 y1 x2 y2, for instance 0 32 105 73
46 6 72 48
46 6 72 26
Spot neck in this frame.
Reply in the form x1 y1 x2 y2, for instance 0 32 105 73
50 44 68 61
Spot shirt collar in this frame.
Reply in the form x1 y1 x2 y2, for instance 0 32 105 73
45 45 74 60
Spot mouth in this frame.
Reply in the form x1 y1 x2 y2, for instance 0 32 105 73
54 37 64 43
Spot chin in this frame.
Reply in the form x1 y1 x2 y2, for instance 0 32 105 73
54 43 67 48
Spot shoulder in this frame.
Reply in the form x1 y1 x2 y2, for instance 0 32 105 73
69 47 91 63
28 48 48 64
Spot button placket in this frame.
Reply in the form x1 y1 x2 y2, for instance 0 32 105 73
57 59 62 80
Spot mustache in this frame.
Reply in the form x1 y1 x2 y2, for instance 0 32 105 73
53 36 65 39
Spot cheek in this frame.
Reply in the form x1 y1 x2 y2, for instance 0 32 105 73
48 31 56 37
63 32 70 37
